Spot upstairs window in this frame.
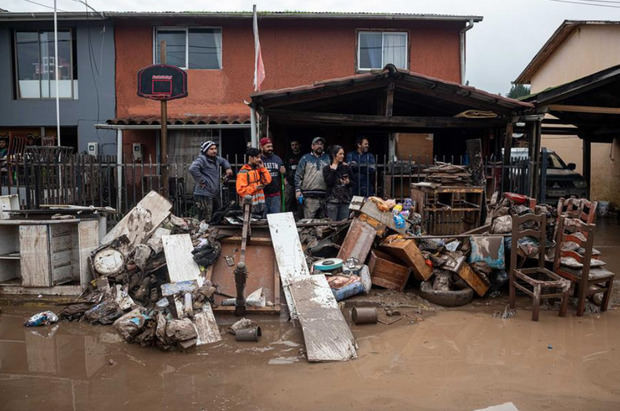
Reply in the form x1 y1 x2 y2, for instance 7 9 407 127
14 30 78 99
357 31 407 71
154 27 222 69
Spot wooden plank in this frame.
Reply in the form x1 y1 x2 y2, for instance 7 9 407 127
457 262 489 297
379 235 432 281
368 249 410 291
0 284 82 296
78 220 99 289
267 212 311 319
101 190 172 251
289 275 357 362
193 306 222 345
360 200 410 234
19 225 51 287
547 104 620 115
162 234 200 283
336 218 376 263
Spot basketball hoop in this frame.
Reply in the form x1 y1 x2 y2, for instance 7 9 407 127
137 64 187 101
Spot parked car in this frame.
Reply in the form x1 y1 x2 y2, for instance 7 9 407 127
508 148 588 203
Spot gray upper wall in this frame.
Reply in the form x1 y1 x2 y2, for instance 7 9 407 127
0 19 116 155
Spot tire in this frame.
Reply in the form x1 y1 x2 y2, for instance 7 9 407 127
419 281 474 307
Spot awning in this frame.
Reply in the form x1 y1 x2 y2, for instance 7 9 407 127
96 114 251 130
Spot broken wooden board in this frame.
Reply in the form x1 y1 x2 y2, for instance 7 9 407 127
267 212 310 319
207 237 280 313
457 262 489 297
289 274 357 362
162 234 200 283
380 235 433 281
358 213 387 237
336 218 376 263
193 305 222 345
101 190 172 251
360 199 410 234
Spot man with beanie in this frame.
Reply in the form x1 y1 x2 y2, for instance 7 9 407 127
295 136 330 219
189 140 233 222
236 147 272 218
260 137 286 214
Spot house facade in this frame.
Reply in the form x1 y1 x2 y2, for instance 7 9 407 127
0 12 116 155
105 12 481 163
515 20 620 205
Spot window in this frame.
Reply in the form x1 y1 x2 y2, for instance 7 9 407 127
357 31 407 71
154 27 222 69
14 30 78 99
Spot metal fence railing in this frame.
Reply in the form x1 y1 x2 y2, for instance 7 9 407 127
0 149 535 222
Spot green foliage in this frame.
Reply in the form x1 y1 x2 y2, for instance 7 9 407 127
507 83 531 99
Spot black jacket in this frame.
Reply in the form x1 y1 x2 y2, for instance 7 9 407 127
322 163 352 204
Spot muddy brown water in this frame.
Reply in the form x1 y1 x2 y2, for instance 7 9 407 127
1 219 619 411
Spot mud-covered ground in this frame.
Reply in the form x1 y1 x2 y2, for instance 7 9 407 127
1 218 619 411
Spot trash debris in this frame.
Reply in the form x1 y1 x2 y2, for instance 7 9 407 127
235 326 262 342
24 311 58 327
351 307 378 324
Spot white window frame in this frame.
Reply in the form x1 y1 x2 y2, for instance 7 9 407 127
153 26 223 70
356 30 408 71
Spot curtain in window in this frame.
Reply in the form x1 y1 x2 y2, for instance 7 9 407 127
359 32 381 69
383 33 406 69
213 31 222 68
188 29 222 69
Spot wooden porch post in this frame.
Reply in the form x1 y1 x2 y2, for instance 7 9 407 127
583 136 591 199
501 122 513 194
529 120 542 199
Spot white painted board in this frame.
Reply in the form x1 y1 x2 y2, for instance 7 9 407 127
289 274 357 362
193 305 222 345
162 234 200 283
267 212 310 319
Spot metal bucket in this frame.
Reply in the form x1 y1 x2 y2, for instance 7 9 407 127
351 307 377 325
235 326 262 341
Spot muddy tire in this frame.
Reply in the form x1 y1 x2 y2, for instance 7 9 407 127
419 281 474 307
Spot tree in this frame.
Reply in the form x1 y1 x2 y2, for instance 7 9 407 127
507 83 531 99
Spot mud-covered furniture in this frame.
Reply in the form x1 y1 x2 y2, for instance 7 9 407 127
557 197 597 224
509 213 571 321
553 216 614 316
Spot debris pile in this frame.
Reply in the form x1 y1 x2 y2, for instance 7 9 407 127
59 191 223 350
423 162 473 185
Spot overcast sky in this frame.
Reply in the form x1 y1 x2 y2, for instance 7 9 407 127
5 0 620 94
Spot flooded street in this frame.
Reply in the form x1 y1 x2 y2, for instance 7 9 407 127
1 219 619 411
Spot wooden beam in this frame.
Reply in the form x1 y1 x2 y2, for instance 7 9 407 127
266 109 505 128
583 138 591 198
548 104 620 115
385 81 395 117
501 122 513 194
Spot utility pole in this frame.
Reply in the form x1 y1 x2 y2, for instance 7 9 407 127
160 41 169 198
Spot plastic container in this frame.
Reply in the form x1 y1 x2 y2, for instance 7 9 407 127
24 311 59 327
351 307 378 324
235 326 262 341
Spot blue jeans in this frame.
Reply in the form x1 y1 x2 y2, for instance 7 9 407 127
326 202 349 221
265 195 281 214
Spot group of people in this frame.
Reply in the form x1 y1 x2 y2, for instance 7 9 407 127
188 136 376 222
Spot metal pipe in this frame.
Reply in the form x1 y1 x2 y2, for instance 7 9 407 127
352 307 378 324
459 19 475 84
235 326 262 341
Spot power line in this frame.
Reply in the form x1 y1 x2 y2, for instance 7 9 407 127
548 0 620 8
22 0 67 11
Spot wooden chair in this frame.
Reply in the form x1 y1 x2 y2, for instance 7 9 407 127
509 212 571 321
557 197 597 224
553 216 614 316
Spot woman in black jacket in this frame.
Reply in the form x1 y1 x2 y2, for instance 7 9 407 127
322 145 352 221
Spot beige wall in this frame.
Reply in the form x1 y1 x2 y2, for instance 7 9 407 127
530 24 620 205
530 25 620 93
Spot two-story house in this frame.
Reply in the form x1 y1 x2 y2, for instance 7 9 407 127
0 11 116 155
101 11 482 163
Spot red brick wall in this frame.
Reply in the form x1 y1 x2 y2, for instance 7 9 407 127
114 19 463 119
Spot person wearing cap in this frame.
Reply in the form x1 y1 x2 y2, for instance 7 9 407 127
189 140 233 222
236 147 272 218
259 137 286 214
294 137 330 219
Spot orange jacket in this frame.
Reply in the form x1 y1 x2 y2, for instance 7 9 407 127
236 164 272 206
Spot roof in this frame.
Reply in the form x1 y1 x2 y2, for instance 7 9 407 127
523 64 620 143
0 10 482 23
252 65 532 113
106 114 250 126
515 20 620 84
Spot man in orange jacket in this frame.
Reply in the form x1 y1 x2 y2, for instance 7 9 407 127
236 147 272 218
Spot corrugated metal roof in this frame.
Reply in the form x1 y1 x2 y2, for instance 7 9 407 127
107 114 250 125
0 10 482 22
514 20 620 84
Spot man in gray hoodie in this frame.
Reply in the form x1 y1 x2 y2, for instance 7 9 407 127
188 140 233 222
295 137 330 219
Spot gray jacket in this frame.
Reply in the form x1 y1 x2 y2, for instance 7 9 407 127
189 154 231 198
295 152 330 197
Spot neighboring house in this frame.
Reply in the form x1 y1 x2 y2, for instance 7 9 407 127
0 12 116 155
102 11 481 162
515 20 620 204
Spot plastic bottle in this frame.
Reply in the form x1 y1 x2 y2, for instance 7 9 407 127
298 193 304 204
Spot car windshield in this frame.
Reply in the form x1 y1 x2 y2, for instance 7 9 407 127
546 152 567 169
